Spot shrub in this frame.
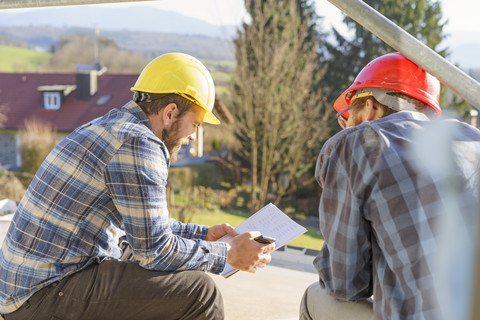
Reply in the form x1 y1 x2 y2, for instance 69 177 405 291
168 162 221 190
0 170 27 202
20 119 58 175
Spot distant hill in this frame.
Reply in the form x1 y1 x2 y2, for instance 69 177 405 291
0 25 235 61
0 5 237 39
0 5 236 61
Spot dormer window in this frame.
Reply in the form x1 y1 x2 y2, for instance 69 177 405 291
44 92 61 110
37 84 76 111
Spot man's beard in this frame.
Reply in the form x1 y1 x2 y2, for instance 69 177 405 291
161 120 186 164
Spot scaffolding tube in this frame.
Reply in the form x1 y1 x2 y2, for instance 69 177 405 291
0 0 154 9
328 0 480 111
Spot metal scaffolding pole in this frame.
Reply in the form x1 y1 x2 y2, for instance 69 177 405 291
0 0 155 9
328 0 480 111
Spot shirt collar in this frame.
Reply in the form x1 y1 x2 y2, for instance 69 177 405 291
387 110 430 121
122 100 154 132
121 100 171 168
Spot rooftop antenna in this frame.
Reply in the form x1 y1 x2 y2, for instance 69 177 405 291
94 26 100 66
92 27 106 75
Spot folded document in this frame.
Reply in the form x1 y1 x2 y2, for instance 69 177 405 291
218 203 307 277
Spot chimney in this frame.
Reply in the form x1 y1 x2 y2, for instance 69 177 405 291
470 109 479 128
75 64 98 100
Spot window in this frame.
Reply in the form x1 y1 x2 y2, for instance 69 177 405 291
43 92 61 110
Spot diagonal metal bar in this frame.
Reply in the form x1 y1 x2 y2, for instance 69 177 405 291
328 0 480 111
0 0 155 9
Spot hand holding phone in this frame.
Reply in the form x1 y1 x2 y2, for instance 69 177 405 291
254 235 276 244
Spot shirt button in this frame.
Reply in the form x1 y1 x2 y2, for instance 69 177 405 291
58 292 64 297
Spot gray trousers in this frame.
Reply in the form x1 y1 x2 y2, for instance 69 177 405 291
4 260 224 320
299 282 377 320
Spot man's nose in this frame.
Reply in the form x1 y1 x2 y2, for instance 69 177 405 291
187 131 196 141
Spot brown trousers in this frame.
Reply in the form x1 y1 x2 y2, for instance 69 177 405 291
4 260 224 320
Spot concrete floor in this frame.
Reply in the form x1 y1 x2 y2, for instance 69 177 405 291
210 265 316 320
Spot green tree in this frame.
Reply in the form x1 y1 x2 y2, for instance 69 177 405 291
232 0 331 213
323 0 447 104
443 93 473 119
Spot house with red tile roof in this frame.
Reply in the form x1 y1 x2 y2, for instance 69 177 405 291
0 66 232 170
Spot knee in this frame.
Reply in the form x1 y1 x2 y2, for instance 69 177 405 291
299 282 376 320
191 271 219 299
185 271 224 319
182 271 222 306
299 282 320 320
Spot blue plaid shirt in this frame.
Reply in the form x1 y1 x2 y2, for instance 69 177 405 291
314 111 480 319
0 101 227 314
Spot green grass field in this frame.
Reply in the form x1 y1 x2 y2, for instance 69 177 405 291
188 208 324 250
0 45 52 72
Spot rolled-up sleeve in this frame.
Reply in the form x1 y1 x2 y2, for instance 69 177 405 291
104 135 227 274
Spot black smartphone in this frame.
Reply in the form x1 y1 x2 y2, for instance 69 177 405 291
254 235 276 244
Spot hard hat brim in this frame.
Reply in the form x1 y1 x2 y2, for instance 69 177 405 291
202 107 220 125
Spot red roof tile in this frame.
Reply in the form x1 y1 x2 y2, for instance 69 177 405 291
0 72 136 132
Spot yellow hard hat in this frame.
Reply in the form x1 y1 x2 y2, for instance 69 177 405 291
131 52 219 124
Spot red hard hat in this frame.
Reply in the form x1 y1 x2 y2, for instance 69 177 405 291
334 52 441 119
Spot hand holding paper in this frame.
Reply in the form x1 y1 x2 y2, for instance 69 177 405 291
225 231 275 273
206 223 238 241
217 203 307 277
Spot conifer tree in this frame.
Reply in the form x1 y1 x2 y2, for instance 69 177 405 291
232 0 330 212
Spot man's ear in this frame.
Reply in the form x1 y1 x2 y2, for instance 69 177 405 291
162 103 178 126
364 99 384 121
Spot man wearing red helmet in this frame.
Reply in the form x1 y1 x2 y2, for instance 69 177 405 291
300 52 480 319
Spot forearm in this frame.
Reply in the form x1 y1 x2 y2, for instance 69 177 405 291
169 218 209 240
134 233 227 274
116 211 226 273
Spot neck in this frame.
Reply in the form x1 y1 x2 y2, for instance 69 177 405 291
148 113 166 138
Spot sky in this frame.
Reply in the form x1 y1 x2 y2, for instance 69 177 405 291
90 0 479 50
122 0 479 72
116 0 478 34
6 0 478 43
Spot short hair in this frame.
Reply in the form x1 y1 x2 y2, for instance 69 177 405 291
135 93 199 118
351 92 431 118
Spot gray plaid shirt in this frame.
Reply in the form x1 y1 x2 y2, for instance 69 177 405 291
314 111 480 319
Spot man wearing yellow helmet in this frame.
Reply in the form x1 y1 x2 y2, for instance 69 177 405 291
300 53 480 319
0 53 275 319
